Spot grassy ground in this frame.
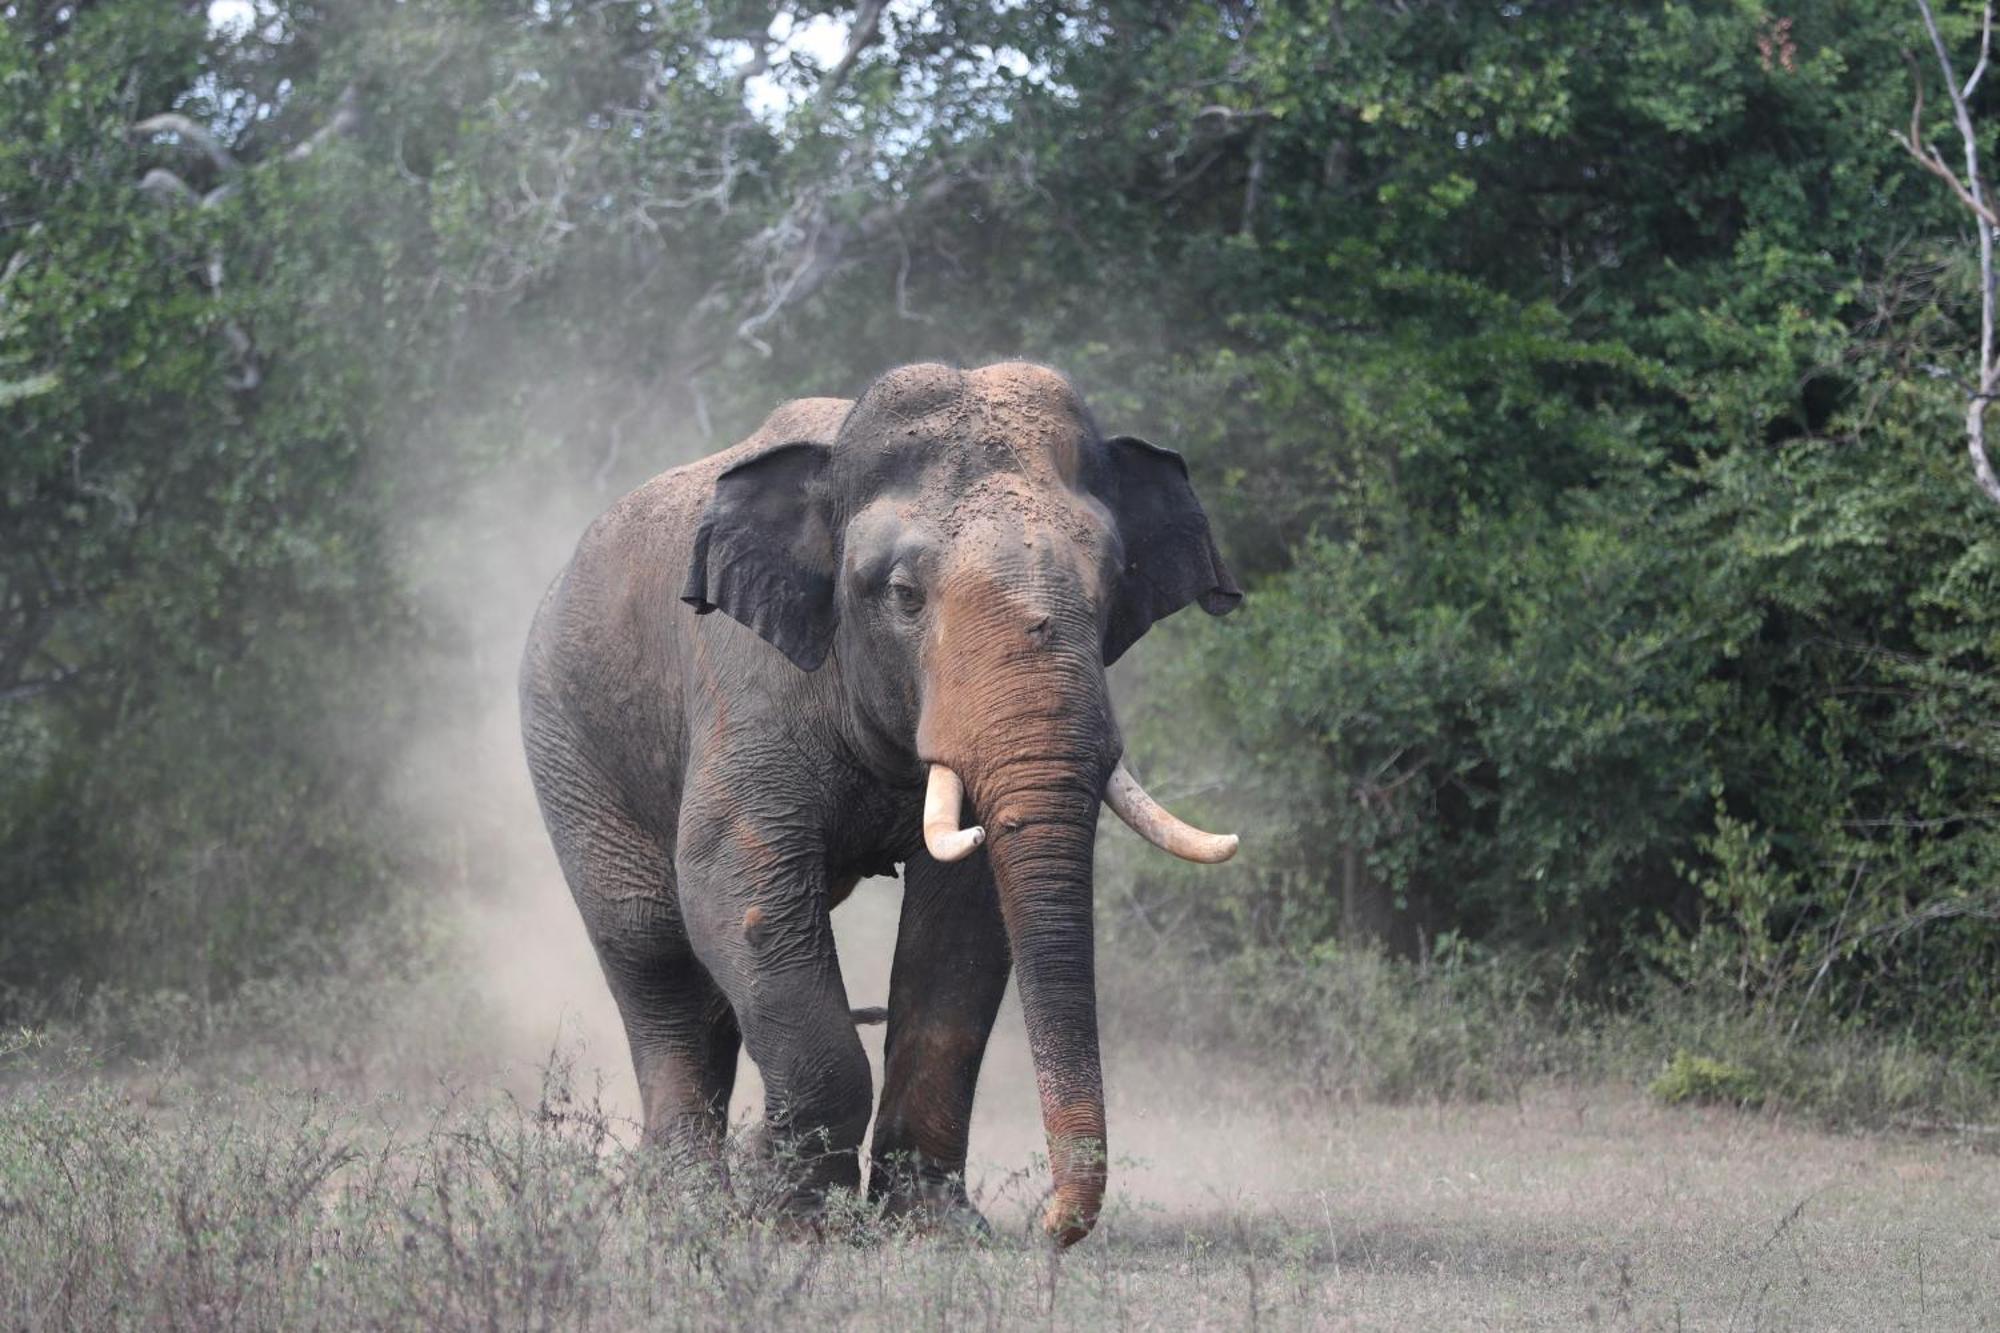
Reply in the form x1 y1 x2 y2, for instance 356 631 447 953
4 1034 1996 1330
6 885 2000 1328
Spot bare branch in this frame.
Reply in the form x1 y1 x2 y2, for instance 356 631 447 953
1240 130 1267 236
129 90 359 397
733 34 773 89
1909 44 1926 143
1892 131 2000 227
1194 104 1277 123
816 0 888 104
0 670 84 705
736 211 826 355
286 85 361 161
1907 1 2000 506
1968 1 1995 96
130 112 237 174
137 167 200 207
1970 402 2000 508
137 168 236 211
221 318 259 392
629 121 755 230
733 171 963 354
894 227 933 325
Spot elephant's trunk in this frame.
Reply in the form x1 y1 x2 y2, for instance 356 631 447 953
973 761 1108 1248
917 575 1117 1245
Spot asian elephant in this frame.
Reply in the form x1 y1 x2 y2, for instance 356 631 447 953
518 361 1240 1246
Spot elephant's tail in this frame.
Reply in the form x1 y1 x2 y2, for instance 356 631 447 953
849 1006 888 1025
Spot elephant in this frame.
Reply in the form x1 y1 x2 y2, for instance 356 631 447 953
518 361 1240 1247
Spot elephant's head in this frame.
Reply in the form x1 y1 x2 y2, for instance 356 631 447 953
682 361 1240 1245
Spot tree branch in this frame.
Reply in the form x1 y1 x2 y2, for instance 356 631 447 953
1240 130 1267 236
1893 132 1999 228
0 670 85 705
137 167 201 207
285 84 361 161
1904 1 2000 507
816 0 888 104
1968 1 1994 96
732 170 964 355
1194 104 1277 124
129 112 238 174
733 28 774 90
128 88 360 395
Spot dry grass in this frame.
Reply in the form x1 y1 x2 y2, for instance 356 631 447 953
6 889 1997 1329
4 1027 1996 1330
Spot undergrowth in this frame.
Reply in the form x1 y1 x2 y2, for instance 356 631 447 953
1098 933 2000 1132
2 902 1995 1330
11 892 1997 1149
0 1045 1341 1332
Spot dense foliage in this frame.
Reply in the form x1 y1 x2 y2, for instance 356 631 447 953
3 1 1996 1076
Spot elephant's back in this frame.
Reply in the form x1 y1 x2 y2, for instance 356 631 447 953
520 397 852 815
635 394 851 526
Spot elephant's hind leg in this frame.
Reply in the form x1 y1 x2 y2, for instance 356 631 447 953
532 771 739 1162
599 918 741 1162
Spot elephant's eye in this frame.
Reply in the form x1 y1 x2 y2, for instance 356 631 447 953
888 575 925 616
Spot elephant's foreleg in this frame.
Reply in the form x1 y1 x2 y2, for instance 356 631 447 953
867 851 1011 1231
676 806 873 1215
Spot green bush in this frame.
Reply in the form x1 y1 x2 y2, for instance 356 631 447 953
1649 1052 1762 1109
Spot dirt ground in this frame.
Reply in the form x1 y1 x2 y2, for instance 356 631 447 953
443 877 2000 1330
7 874 1996 1329
1045 1084 2000 1328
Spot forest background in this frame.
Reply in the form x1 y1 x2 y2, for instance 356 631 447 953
6 0 2000 1122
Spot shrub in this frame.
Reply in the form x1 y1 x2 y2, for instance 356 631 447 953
1649 1051 1762 1108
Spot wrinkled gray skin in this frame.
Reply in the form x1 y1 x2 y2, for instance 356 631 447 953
519 362 1238 1245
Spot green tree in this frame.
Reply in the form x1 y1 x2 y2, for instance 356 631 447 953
4 0 1998 1069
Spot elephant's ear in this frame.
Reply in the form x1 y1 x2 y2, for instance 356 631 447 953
1100 435 1242 665
682 440 839 671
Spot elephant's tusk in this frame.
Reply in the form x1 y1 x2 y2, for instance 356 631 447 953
1104 761 1239 863
923 764 986 862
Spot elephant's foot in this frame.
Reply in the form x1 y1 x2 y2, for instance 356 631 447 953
639 1117 732 1187
870 1165 992 1240
737 1120 865 1236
